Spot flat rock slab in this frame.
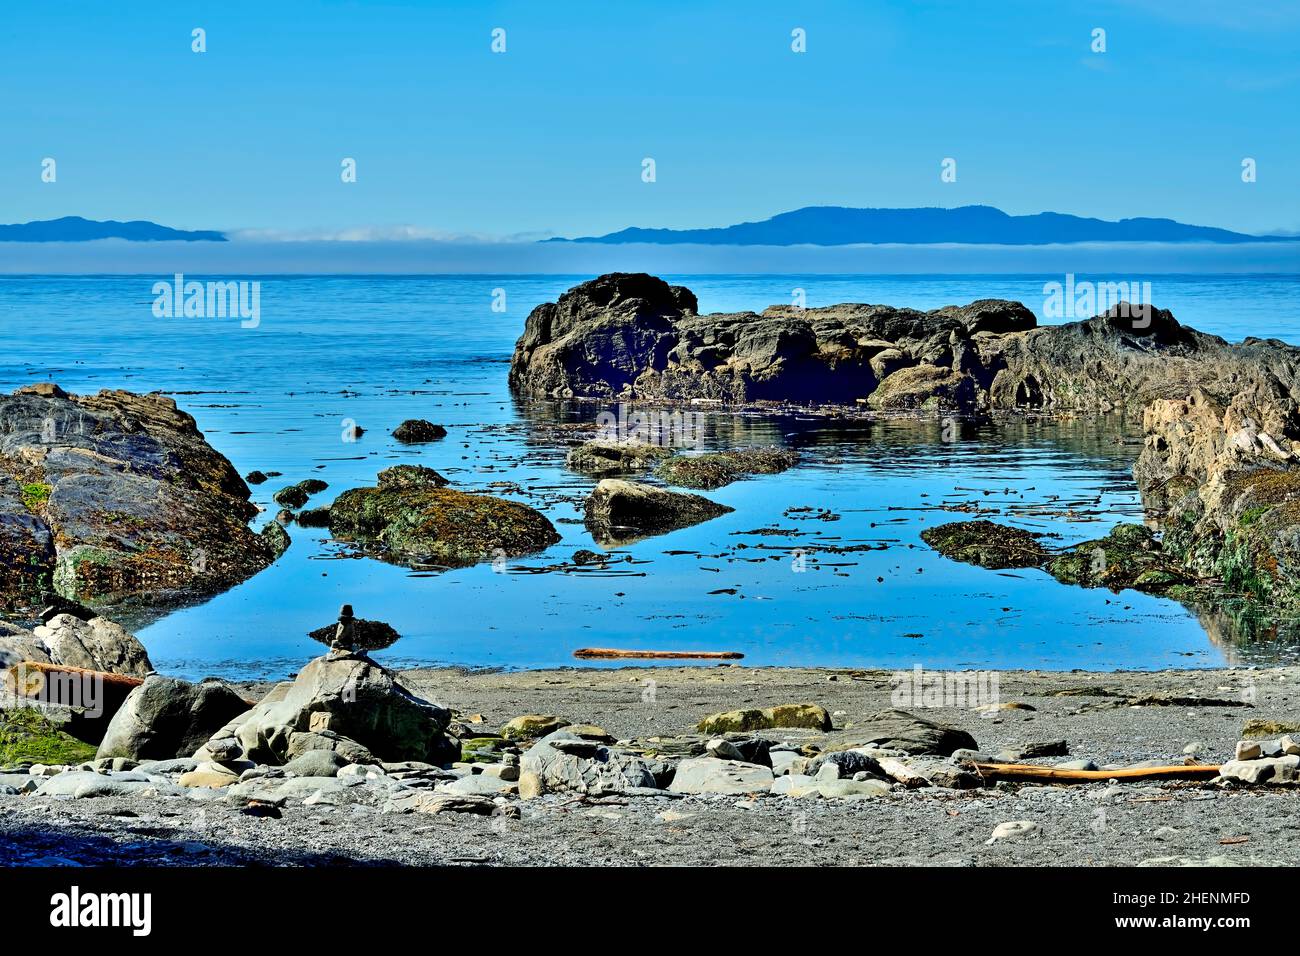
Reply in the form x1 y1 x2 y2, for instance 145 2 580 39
384 791 497 815
668 757 774 795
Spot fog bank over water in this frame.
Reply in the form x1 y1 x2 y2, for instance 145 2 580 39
2 239 1297 275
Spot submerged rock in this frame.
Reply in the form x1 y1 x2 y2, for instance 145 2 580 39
654 448 799 490
377 464 448 489
329 479 560 568
583 479 732 546
0 385 279 607
924 519 1194 599
273 479 327 509
1046 523 1190 592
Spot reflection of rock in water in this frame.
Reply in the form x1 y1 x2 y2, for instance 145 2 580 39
1192 599 1300 667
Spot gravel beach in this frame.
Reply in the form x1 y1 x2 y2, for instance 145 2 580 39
3 663 1297 868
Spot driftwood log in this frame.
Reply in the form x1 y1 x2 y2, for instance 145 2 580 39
573 648 744 660
970 761 1221 784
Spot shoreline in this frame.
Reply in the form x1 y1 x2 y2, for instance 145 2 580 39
4 663 1296 868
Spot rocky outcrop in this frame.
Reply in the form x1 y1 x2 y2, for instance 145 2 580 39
1134 387 1300 611
510 274 1300 415
0 384 281 608
583 479 733 546
329 473 560 568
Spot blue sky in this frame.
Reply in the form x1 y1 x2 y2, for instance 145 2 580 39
2 0 1298 238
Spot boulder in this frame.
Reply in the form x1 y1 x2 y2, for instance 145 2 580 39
178 762 241 789
500 714 570 740
844 709 978 756
0 620 53 667
285 730 376 765
216 652 455 766
283 749 348 778
1219 755 1300 786
520 729 660 795
697 703 832 735
95 675 252 761
584 479 733 546
30 614 152 677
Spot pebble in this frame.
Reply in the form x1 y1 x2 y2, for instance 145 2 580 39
1183 741 1205 756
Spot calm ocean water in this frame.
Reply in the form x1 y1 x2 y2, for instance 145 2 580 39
3 273 1298 678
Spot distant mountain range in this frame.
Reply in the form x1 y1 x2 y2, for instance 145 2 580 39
549 205 1296 246
0 217 226 242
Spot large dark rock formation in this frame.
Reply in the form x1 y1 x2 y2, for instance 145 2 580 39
508 273 1292 413
0 384 281 608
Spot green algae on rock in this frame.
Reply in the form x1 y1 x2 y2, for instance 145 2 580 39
654 447 799 490
0 708 97 767
924 519 1195 598
328 481 560 568
919 520 1050 570
697 703 832 735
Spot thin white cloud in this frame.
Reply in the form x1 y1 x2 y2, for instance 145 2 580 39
226 225 556 243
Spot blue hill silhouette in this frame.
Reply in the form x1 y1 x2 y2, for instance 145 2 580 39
550 205 1293 246
0 216 226 242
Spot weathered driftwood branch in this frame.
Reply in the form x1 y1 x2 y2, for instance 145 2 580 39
573 648 744 660
970 761 1221 784
7 661 144 696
